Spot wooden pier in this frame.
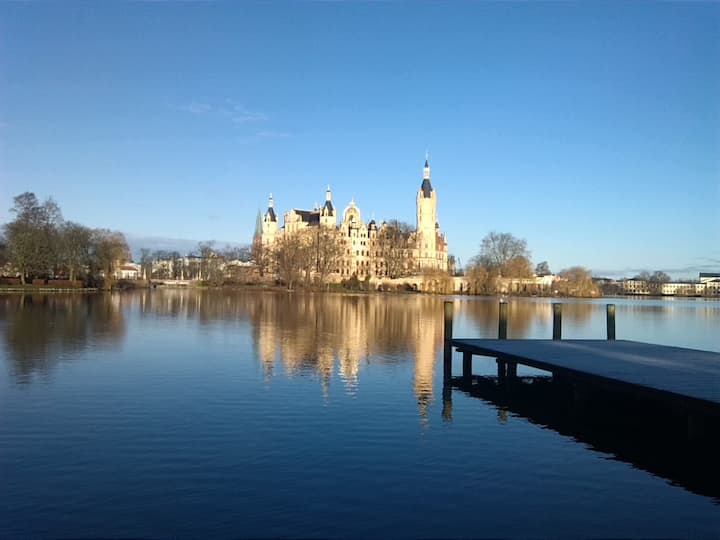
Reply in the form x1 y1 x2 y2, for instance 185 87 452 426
443 301 720 433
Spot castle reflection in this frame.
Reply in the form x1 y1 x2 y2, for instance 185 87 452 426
246 292 445 417
127 289 447 417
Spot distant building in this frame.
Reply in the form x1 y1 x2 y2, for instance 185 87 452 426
620 273 720 297
257 158 449 280
699 272 720 283
114 262 141 280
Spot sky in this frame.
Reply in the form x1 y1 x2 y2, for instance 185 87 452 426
1 1 718 279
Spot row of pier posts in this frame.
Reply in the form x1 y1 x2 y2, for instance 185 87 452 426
443 301 618 379
442 301 716 441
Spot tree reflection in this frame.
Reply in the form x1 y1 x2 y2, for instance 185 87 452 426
1 293 125 382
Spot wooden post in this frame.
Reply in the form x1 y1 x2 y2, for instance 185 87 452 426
552 303 562 340
497 359 507 381
606 304 616 341
498 301 508 340
443 301 454 380
463 351 472 382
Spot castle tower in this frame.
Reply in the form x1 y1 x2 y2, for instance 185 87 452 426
320 185 336 228
262 193 278 246
416 156 438 268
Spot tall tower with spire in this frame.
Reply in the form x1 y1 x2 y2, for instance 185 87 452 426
416 155 438 268
261 193 278 246
319 185 336 228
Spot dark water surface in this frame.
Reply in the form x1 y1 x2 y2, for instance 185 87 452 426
0 291 718 538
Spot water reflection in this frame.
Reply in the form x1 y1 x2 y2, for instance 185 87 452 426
244 292 443 417
0 290 447 419
458 299 594 338
0 294 126 383
2 290 717 408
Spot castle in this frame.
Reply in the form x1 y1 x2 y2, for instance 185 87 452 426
256 158 449 281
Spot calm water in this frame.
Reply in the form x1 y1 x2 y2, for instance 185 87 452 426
0 291 718 538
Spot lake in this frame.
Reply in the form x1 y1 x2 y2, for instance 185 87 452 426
0 290 718 538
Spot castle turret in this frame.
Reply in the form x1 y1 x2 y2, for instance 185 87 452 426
262 193 278 245
320 185 336 227
416 157 438 267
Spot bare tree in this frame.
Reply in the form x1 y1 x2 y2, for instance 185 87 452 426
90 229 130 289
535 261 551 277
465 263 498 295
222 245 252 263
60 222 92 282
4 192 64 283
196 241 225 284
272 232 312 290
635 270 671 295
169 251 184 279
377 220 413 279
474 231 530 271
503 255 534 278
557 266 598 297
139 248 153 280
311 227 343 287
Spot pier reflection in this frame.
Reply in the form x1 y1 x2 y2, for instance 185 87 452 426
451 374 720 502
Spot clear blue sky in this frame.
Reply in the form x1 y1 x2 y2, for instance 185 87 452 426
1 2 718 279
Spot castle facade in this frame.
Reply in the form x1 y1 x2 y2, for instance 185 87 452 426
256 158 448 281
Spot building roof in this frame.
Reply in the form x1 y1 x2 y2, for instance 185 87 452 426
420 178 433 198
322 200 334 214
293 209 320 225
265 207 277 222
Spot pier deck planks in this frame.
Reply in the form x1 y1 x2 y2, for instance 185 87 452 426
450 339 720 412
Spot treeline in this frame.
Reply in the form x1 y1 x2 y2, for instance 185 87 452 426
138 241 253 286
464 231 598 296
1 192 129 287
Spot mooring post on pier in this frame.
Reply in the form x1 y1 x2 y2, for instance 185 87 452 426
497 359 507 381
498 301 508 340
443 301 454 380
463 351 473 382
499 302 516 378
606 304 616 341
552 303 562 340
